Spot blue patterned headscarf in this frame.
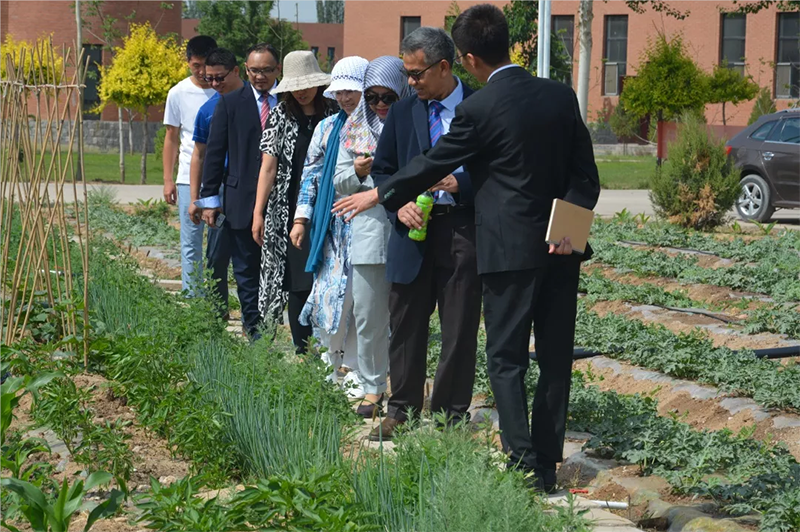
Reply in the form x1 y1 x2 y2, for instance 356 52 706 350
342 56 409 154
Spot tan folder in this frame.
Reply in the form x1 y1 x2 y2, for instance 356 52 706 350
545 198 594 255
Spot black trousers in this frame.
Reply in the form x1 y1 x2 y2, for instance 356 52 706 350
227 227 262 338
206 223 230 317
287 289 312 354
482 259 581 471
387 209 482 422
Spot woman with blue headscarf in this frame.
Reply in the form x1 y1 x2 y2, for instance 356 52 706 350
334 56 409 417
290 56 369 379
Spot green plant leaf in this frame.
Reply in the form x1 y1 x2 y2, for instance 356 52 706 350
84 488 124 532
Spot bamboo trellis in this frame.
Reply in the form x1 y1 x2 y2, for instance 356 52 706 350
0 39 90 366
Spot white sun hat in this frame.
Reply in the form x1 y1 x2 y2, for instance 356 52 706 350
272 50 331 94
323 56 369 99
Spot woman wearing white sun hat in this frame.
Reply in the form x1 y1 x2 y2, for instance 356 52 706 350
253 50 334 354
289 56 369 386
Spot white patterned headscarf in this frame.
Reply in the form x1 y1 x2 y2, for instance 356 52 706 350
342 55 409 154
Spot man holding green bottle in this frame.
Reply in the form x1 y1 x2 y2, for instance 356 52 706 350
369 27 482 441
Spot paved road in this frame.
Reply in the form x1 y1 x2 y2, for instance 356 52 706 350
16 184 800 227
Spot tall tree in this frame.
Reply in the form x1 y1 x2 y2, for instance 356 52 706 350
503 0 572 82
706 62 758 126
97 23 186 184
195 1 307 64
316 0 344 24
620 34 707 124
728 0 800 13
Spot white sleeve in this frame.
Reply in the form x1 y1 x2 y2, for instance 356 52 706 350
163 86 181 127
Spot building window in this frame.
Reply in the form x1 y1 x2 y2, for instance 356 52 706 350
720 13 746 75
82 45 102 120
311 46 319 57
552 15 574 87
776 12 799 98
603 15 628 96
327 47 335 64
401 16 421 44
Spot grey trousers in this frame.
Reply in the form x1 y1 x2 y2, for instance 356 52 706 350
351 264 391 395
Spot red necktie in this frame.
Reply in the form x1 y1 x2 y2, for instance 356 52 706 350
259 94 270 130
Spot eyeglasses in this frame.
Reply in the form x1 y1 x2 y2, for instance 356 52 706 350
247 66 278 77
203 70 233 83
364 91 399 106
401 59 445 82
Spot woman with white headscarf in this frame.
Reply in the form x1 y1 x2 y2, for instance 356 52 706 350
334 55 409 417
289 56 369 378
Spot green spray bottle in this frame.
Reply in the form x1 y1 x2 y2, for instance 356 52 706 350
408 191 435 242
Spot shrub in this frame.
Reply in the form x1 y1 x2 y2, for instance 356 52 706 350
649 113 739 229
154 125 167 158
748 86 777 125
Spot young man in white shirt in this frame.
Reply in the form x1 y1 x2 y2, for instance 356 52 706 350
162 35 217 295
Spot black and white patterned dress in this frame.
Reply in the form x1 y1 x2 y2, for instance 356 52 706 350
257 101 333 324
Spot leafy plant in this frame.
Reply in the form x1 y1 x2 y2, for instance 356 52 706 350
650 112 740 229
1 369 63 444
747 86 778 125
1 471 123 532
706 62 759 126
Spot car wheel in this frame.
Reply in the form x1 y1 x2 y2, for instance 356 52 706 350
736 174 775 222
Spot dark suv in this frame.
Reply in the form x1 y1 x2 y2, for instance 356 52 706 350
726 109 799 222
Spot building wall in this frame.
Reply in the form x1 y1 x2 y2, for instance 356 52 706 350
297 22 343 67
343 0 796 127
1 0 182 122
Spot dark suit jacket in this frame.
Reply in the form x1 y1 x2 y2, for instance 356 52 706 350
378 67 600 275
201 82 262 231
372 81 476 284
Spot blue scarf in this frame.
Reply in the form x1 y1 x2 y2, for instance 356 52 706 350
305 110 347 273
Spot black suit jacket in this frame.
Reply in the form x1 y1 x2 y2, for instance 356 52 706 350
378 67 600 275
372 80 476 284
200 82 263 230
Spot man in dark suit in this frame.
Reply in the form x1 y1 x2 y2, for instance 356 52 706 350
333 4 600 493
198 43 281 340
369 27 481 441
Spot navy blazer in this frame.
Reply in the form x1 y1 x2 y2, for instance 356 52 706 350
372 81 476 285
200 82 263 231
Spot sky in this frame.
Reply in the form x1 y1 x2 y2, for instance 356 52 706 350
271 1 318 23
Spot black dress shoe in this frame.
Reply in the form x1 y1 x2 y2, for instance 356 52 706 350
533 468 558 494
356 394 384 419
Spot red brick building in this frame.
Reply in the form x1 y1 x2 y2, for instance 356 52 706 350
343 1 799 128
1 0 182 121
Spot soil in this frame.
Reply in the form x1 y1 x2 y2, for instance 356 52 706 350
574 357 800 459
587 299 794 350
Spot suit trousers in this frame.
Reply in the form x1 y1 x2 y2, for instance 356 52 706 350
206 223 230 318
481 259 581 472
228 227 263 338
387 209 482 422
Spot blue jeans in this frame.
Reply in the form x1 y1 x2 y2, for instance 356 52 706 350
177 184 206 295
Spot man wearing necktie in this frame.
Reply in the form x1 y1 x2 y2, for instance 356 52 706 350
370 27 481 441
198 43 281 341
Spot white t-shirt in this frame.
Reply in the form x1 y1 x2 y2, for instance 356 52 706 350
163 77 215 185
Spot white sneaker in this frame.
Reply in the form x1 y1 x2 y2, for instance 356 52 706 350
321 350 343 383
342 370 366 399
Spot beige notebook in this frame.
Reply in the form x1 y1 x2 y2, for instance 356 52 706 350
545 199 594 255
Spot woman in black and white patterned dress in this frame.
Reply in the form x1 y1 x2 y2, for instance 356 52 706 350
252 51 335 352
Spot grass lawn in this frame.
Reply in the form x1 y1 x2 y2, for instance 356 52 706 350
596 155 656 189
83 152 165 185
68 152 658 190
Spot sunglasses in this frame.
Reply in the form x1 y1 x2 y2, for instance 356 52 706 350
247 66 278 77
204 70 233 83
364 91 399 106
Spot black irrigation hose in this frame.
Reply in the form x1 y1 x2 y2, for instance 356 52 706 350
530 345 800 361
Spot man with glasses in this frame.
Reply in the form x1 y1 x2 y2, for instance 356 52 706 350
162 35 217 296
188 48 243 320
197 43 282 341
368 27 481 441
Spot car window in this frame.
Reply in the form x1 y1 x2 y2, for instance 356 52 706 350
766 117 800 144
750 121 776 141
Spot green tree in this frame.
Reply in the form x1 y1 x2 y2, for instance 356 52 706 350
194 1 307 65
503 0 572 83
706 62 758 126
728 0 800 13
608 103 641 153
316 0 344 24
650 112 740 230
620 34 708 124
97 23 186 184
747 86 778 125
